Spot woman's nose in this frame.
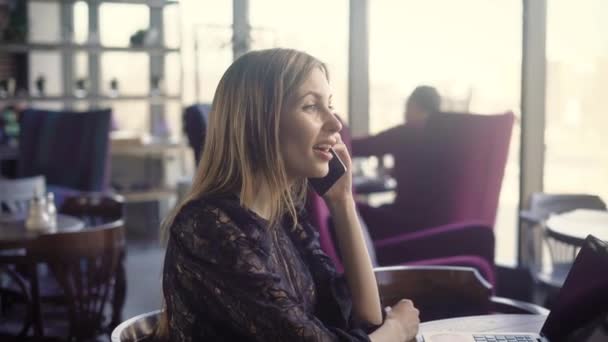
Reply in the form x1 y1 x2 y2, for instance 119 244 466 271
324 111 343 133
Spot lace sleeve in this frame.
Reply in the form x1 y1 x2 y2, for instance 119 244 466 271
287 211 381 334
163 201 370 342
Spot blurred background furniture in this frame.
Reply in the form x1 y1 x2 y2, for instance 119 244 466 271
58 192 126 328
0 264 33 339
307 190 496 285
27 220 125 340
519 193 607 307
0 213 85 339
357 112 514 240
18 108 112 207
0 175 45 216
182 103 211 166
0 0 181 140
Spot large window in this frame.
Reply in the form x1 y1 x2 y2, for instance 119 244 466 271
545 1 608 202
369 0 523 264
249 0 349 121
181 1 232 104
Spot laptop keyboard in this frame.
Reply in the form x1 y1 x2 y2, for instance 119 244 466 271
473 335 537 341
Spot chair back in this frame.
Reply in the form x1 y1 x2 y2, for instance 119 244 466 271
374 265 547 322
521 193 606 270
182 103 211 166
528 193 606 221
395 111 514 230
27 220 126 340
58 192 127 326
59 192 125 226
375 265 491 321
111 310 162 342
18 108 112 192
0 175 45 214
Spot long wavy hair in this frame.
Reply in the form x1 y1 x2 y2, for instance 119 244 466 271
156 48 328 337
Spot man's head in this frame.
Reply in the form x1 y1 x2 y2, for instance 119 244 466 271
405 86 441 125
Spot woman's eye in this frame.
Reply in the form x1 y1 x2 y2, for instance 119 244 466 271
303 104 318 112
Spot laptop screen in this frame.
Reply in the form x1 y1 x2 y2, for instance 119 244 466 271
541 235 608 340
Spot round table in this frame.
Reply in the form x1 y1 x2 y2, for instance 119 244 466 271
0 213 85 336
0 214 85 249
420 314 546 333
545 209 608 246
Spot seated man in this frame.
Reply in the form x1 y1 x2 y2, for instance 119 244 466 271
351 86 441 237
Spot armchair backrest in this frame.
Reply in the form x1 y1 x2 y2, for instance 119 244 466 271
397 111 514 228
18 108 112 192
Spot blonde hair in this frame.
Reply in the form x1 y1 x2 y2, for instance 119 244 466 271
157 48 328 337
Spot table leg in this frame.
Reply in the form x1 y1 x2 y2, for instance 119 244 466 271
29 262 43 337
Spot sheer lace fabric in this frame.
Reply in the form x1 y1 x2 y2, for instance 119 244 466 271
162 194 371 341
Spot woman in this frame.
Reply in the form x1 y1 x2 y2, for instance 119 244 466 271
160 49 419 341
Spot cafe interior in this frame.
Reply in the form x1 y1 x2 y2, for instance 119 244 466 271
1 0 607 341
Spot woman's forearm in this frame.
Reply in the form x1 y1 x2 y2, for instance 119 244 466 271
328 196 382 325
369 318 401 342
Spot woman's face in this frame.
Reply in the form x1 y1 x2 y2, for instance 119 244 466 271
279 68 342 181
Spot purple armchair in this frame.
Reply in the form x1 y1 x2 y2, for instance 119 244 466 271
353 111 514 240
18 108 113 206
306 191 496 285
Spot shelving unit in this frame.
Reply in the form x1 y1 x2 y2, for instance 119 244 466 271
2 0 182 138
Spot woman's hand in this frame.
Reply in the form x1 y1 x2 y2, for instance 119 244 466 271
385 299 420 341
323 134 353 205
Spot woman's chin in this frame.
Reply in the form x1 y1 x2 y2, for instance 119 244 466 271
310 166 329 178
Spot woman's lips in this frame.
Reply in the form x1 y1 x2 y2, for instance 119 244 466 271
313 148 333 161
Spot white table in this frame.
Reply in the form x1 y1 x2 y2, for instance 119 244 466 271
545 209 608 246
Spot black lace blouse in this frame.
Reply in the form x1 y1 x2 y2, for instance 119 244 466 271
162 194 372 341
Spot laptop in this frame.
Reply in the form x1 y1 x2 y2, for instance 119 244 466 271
419 235 608 342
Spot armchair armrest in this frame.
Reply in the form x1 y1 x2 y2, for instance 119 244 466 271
373 221 494 267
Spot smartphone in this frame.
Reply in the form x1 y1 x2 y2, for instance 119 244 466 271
308 148 347 196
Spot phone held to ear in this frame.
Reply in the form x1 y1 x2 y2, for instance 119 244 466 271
308 148 347 196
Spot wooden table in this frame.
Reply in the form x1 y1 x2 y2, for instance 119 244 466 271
545 209 608 247
0 214 84 336
0 214 85 249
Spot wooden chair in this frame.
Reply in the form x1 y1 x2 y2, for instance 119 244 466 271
111 266 548 341
111 310 161 342
28 220 125 341
375 265 548 322
0 176 45 215
58 193 126 327
0 265 33 339
59 192 124 226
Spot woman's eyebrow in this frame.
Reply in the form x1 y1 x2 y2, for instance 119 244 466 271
297 91 332 102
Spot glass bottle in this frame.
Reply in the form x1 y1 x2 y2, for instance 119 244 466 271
46 192 57 232
25 193 50 232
